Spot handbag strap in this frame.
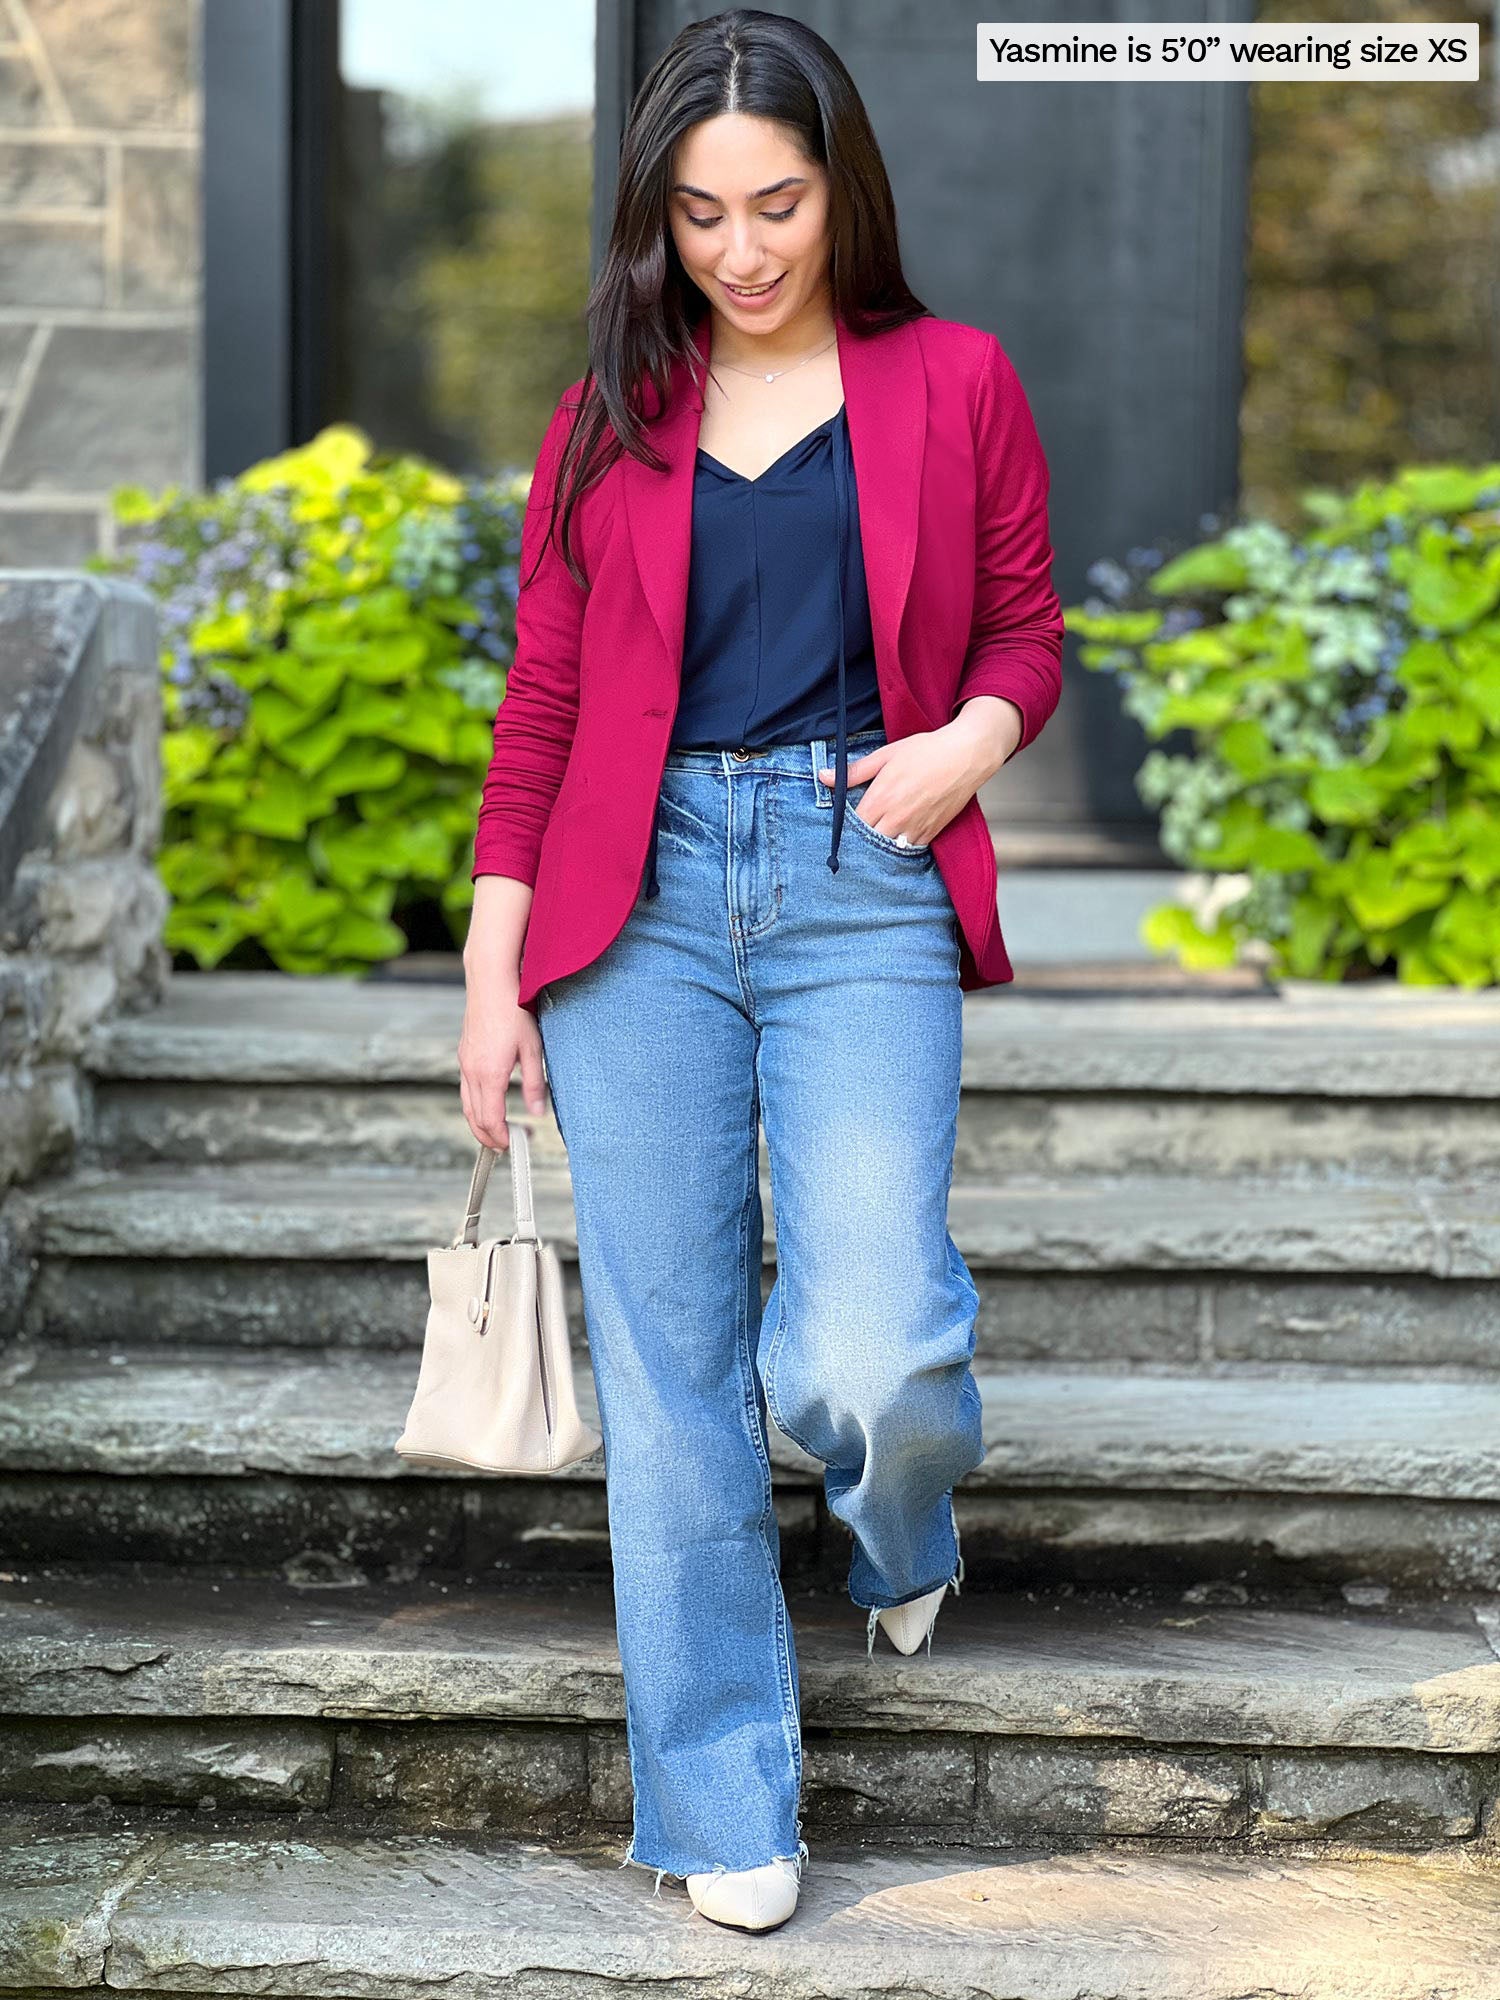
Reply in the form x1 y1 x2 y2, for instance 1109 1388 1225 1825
453 1119 540 1248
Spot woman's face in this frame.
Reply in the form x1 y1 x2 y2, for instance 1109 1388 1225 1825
667 112 833 333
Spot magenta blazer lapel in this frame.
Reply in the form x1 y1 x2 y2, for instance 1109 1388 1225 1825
618 309 928 729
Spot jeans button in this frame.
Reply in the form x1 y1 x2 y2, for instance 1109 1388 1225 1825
731 746 751 761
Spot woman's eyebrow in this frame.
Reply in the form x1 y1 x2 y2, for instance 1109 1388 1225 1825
671 176 810 202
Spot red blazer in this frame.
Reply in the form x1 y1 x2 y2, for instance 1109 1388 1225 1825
473 308 1065 1010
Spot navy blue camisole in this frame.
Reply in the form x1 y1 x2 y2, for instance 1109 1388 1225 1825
643 401 883 897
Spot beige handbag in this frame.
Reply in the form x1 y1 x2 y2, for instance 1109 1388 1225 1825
393 1120 602 1475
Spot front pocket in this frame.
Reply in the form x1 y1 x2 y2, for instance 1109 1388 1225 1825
843 791 932 858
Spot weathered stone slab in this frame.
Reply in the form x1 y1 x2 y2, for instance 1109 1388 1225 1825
0 141 105 205
89 1076 1500 1184
0 221 104 308
0 1825 153 1987
6 1347 1500 1502
120 144 196 309
0 1470 817 1584
0 326 195 493
981 1741 1247 1841
951 1487 1500 1595
0 509 101 567
3 1571 1496 1757
793 1731 981 1831
3 1820 1493 2000
23 0 198 130
0 1717 330 1808
1213 1275 1500 1366
0 58 45 128
24 1253 1500 1376
91 971 1500 1098
588 1725 985 1833
334 1721 587 1830
1254 1749 1481 1844
21 1254 438 1348
21 1160 1499 1275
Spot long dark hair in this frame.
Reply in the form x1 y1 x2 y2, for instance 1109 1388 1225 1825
532 6 929 592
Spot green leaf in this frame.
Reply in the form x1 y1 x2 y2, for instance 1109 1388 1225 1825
1250 825 1324 872
250 686 319 748
191 608 255 656
1141 902 1240 969
164 895 253 970
266 654 349 710
337 684 406 735
286 606 360 655
1149 543 1249 595
1285 895 1338 977
157 842 232 901
278 712 352 778
265 866 344 937
1217 719 1276 780
1460 657 1500 734
1343 852 1450 931
352 584 414 631
239 764 314 840
112 483 162 525
322 910 407 961
317 742 407 794
1307 765 1391 824
308 820 394 892
1430 884 1500 963
383 705 456 761
1401 535 1500 633
343 632 428 683
161 728 218 797
1455 741 1500 788
1395 940 1452 985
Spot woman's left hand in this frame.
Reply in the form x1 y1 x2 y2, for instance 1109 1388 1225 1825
818 696 1024 847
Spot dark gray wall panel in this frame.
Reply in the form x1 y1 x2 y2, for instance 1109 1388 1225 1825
602 1 1251 848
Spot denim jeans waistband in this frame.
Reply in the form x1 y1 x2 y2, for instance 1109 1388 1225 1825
662 727 887 780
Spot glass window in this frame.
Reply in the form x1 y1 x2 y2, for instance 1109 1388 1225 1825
1242 0 1499 522
330 0 594 475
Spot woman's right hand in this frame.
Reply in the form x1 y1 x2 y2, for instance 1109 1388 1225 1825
459 875 548 1153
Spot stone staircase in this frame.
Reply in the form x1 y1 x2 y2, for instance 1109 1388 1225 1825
3 968 1500 1995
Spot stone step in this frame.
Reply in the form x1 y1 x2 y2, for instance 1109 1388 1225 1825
87 1076 1500 1185
15 1160 1500 1374
83 973 1500 1182
4 1809 1500 1998
1 1569 1497 1850
3 1346 1500 1590
23 1161 1496 1275
92 971 1500 1095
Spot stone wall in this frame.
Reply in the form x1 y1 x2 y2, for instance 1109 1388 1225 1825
0 0 201 566
0 573 168 1324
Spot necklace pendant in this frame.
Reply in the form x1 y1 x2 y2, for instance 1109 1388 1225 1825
765 372 776 382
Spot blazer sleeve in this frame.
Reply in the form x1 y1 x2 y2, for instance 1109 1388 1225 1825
471 386 587 887
950 333 1065 754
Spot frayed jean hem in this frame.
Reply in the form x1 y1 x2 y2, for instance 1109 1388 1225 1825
619 1832 809 1895
857 1513 966 1659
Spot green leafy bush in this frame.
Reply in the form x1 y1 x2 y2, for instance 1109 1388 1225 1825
93 425 524 973
1066 463 1500 984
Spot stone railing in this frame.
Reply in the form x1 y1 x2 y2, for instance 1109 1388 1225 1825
0 572 168 1322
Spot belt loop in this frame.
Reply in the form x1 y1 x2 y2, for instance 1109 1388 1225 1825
810 736 827 796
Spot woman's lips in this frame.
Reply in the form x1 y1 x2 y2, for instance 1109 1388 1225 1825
721 273 785 308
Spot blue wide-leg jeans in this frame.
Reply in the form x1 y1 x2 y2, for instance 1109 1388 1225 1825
533 725 987 1878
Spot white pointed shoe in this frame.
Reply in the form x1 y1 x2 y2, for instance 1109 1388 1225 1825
686 1845 806 1932
870 1581 949 1657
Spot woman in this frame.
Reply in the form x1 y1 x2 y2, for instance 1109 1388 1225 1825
458 6 1063 1938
